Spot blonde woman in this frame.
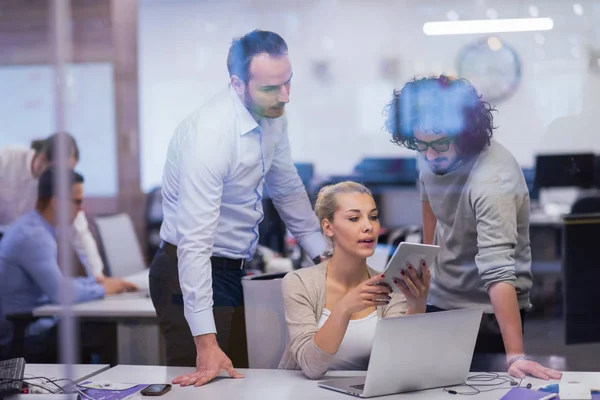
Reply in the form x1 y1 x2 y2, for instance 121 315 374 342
278 181 431 379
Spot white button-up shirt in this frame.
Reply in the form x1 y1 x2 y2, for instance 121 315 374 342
160 85 327 336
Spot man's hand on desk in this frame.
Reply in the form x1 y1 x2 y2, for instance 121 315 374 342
508 357 562 380
101 277 138 295
172 333 244 387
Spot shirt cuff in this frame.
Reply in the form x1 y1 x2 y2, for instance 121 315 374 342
184 307 217 337
95 284 107 299
298 232 329 260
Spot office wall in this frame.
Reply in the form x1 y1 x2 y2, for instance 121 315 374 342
0 63 118 197
139 0 600 191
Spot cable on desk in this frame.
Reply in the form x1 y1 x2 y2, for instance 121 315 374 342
442 372 528 395
0 376 93 399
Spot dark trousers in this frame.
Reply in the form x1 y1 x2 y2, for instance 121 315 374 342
149 248 249 367
426 304 526 354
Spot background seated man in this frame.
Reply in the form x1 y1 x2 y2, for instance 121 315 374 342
0 168 135 362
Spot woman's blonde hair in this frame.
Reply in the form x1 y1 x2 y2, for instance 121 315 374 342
315 181 373 226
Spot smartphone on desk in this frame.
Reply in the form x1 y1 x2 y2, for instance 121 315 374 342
141 384 172 396
379 242 440 293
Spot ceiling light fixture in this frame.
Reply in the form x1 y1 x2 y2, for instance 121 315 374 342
423 17 553 36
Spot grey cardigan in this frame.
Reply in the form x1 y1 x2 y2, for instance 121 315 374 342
277 261 408 379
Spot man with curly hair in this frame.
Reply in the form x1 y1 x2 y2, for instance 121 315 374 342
383 76 561 380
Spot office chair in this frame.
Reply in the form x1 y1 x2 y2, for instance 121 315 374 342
241 273 288 369
94 213 147 278
563 195 600 345
570 195 600 214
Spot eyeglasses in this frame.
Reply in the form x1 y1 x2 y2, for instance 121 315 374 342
408 137 453 153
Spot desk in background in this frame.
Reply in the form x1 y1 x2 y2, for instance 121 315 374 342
33 294 161 365
80 365 585 400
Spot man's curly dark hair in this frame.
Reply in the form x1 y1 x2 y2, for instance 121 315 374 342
383 75 497 158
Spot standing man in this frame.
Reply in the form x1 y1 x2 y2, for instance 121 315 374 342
383 76 561 380
149 30 328 387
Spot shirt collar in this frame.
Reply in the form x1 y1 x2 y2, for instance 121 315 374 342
229 84 259 136
32 210 56 237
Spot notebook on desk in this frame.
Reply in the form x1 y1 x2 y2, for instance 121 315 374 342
502 388 600 400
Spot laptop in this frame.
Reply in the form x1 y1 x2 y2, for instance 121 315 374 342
318 308 483 398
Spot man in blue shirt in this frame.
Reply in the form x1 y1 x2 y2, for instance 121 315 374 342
150 30 329 386
0 168 135 362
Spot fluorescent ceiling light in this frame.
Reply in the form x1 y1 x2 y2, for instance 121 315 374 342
423 17 553 36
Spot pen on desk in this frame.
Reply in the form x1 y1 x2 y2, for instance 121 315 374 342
539 394 557 400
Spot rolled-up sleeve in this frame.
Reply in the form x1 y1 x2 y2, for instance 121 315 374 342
472 177 522 290
175 122 230 337
264 123 328 260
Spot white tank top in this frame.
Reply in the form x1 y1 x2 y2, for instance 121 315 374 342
318 308 379 371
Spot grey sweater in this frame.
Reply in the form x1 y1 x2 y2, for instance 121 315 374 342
278 261 408 379
420 140 532 313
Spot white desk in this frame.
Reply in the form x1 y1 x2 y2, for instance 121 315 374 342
33 296 156 319
24 363 110 383
83 365 585 400
530 211 563 227
8 364 111 399
33 295 161 365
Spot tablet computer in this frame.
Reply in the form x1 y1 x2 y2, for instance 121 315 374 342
380 242 440 293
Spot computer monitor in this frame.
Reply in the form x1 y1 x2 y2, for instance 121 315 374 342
534 153 595 189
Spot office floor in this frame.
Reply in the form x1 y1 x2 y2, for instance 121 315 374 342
524 317 600 371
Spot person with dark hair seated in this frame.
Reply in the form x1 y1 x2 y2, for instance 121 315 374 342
0 132 106 280
383 76 561 380
0 168 135 362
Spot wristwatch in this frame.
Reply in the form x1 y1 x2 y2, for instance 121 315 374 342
507 355 528 369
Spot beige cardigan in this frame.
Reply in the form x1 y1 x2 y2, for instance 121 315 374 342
278 261 408 379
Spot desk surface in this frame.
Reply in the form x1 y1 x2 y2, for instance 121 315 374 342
86 366 573 400
530 211 563 226
24 363 111 382
7 364 111 399
32 295 156 318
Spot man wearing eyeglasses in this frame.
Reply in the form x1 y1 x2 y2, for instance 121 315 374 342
0 168 135 362
383 76 561 381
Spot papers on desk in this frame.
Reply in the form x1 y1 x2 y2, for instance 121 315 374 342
561 372 600 393
501 388 557 399
79 381 148 400
105 270 150 299
80 381 138 390
105 291 149 300
121 269 150 291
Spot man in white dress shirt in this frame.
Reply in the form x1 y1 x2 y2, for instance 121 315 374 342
149 30 328 386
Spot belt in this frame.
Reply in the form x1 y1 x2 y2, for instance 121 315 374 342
159 241 245 270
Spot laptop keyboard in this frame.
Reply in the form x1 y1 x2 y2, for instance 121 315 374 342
350 384 365 390
0 357 26 396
